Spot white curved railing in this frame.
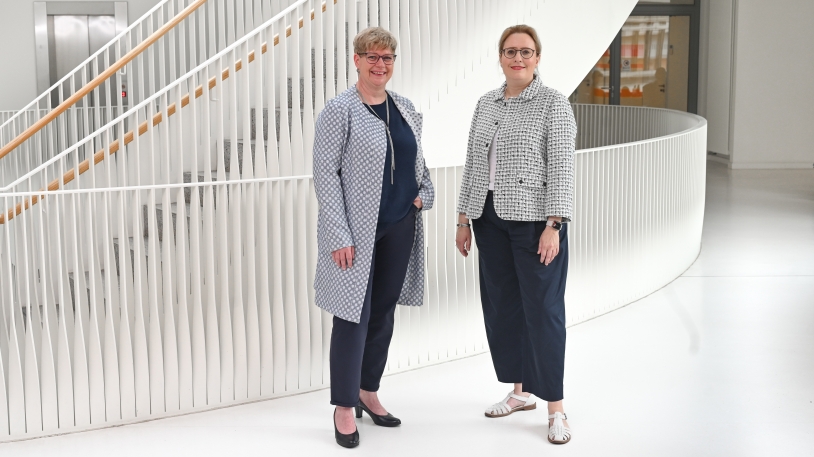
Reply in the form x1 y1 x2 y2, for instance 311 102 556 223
567 105 707 324
0 0 705 441
0 0 300 188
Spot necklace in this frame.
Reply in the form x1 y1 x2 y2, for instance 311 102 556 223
357 87 396 184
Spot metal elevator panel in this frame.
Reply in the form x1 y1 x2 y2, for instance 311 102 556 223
47 14 118 107
51 15 91 86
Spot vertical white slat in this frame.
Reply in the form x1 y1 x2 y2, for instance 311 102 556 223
268 181 287 393
157 100 177 418
370 0 379 27
335 0 347 92
115 188 136 421
20 188 44 435
69 191 91 427
0 253 8 436
243 34 263 401
397 0 410 97
289 8 305 176
385 0 399 92
293 178 312 388
301 0 315 174
313 0 326 115
229 47 249 403
277 20 293 178
346 0 358 88
324 0 336 101
187 73 208 408
204 64 223 406
146 131 166 415
216 183 234 403
305 180 322 386
229 178 249 401
99 145 122 425
264 27 280 179
424 168 440 362
53 192 76 429
130 140 151 419
173 85 194 412
2 195 26 435
280 178 301 390
37 186 59 432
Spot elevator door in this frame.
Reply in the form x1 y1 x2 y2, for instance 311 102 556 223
47 14 117 107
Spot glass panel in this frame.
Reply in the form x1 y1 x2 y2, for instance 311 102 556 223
569 48 611 105
620 15 690 111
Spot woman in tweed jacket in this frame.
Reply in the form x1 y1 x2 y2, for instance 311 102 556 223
455 25 577 445
312 27 434 448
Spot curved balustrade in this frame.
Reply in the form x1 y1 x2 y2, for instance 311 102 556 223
0 0 705 442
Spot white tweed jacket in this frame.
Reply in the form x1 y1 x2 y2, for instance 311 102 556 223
312 85 434 323
457 75 576 222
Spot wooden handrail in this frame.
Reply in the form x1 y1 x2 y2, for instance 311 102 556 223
0 1 333 225
0 0 209 162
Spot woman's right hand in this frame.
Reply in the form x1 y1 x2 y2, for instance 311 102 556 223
332 246 355 270
455 227 471 257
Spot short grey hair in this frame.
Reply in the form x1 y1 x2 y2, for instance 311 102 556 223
353 27 398 54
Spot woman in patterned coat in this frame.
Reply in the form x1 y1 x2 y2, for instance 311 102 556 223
455 25 577 445
312 27 434 449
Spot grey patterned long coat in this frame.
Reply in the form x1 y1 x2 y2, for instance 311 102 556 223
312 85 435 323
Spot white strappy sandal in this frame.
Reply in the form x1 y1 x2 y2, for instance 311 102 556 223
484 392 536 418
547 411 571 444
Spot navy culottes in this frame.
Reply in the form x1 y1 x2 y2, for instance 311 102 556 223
472 192 568 402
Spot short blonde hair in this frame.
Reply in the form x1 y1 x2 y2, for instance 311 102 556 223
498 24 541 56
353 27 398 54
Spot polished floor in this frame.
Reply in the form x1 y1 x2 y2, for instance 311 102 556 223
3 161 813 456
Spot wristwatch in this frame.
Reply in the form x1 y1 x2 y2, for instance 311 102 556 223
546 220 563 231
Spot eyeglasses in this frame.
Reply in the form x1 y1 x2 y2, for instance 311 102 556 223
501 48 538 59
359 53 397 65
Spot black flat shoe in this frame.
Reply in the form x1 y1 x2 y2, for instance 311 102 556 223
334 408 360 448
356 400 401 427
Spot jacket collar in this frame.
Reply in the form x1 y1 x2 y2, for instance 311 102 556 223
493 74 543 102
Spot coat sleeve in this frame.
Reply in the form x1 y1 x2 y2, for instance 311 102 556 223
417 165 434 211
313 100 354 252
544 91 577 222
456 98 481 217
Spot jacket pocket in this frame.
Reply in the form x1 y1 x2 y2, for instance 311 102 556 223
518 148 547 190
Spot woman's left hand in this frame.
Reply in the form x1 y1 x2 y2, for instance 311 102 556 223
538 227 560 265
413 196 423 209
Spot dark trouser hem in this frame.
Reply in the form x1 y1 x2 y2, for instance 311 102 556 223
330 400 361 408
473 192 568 402
329 209 416 406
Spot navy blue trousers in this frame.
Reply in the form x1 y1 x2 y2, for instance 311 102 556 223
472 192 568 402
329 208 417 407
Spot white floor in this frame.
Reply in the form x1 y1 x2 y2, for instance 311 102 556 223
3 161 813 456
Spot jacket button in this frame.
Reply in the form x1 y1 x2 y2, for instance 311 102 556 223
494 121 498 125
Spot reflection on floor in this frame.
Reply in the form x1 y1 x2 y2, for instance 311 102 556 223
2 161 813 456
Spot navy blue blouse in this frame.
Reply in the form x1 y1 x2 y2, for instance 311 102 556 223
366 94 419 229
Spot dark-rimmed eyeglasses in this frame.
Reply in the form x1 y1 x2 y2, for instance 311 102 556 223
358 53 397 65
501 48 538 59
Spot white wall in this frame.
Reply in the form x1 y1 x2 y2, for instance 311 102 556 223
729 0 814 169
0 0 162 111
702 0 814 169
